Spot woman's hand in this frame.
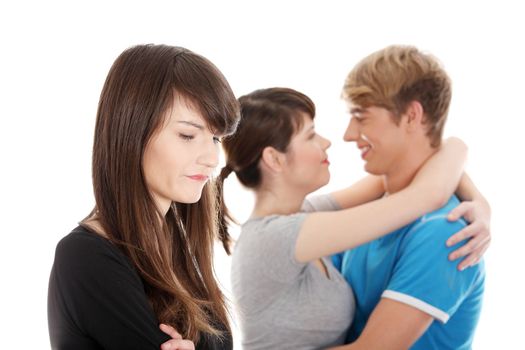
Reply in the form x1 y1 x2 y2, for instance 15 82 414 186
159 324 195 350
446 199 491 270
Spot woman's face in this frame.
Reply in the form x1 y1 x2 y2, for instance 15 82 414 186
284 113 332 194
142 94 221 214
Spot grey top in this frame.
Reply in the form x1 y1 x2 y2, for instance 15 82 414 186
231 194 355 349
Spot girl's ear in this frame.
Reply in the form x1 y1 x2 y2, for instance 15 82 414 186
261 146 286 172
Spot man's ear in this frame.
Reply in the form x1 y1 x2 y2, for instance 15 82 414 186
261 146 285 172
403 100 425 132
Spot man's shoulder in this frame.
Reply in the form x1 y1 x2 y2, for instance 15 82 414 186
402 196 467 243
424 195 464 220
408 195 467 231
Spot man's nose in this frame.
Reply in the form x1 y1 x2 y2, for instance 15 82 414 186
343 118 359 142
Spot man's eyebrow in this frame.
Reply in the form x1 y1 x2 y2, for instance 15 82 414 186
176 120 205 130
350 107 365 115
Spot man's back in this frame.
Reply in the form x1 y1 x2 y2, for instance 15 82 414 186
333 196 485 349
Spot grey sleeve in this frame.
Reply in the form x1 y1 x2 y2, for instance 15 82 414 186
301 193 341 213
251 213 309 284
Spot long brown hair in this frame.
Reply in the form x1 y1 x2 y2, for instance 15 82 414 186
82 44 240 342
216 87 315 253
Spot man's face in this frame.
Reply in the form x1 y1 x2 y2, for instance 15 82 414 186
343 104 409 175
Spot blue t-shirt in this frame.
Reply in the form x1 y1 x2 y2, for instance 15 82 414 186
333 196 485 350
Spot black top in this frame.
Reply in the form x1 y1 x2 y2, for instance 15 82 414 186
48 226 233 350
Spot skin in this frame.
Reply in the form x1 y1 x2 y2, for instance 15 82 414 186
252 113 486 266
329 101 484 349
344 102 491 269
152 95 223 348
148 95 223 347
253 114 334 274
88 94 222 348
252 114 331 217
160 324 195 350
345 102 438 193
161 101 490 349
143 94 222 215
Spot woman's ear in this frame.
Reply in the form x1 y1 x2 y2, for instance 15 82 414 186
261 146 285 173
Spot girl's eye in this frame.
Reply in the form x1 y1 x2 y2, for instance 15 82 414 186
179 133 194 141
213 136 222 144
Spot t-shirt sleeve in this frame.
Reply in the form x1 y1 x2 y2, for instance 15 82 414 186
254 213 309 284
382 217 485 323
301 193 341 213
331 252 344 272
49 233 171 349
302 194 345 270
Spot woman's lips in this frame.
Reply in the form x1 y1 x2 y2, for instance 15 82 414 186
187 175 209 181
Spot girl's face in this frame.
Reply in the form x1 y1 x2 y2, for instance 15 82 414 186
283 113 332 195
142 95 221 214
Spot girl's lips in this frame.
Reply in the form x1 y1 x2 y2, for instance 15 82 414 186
322 159 330 165
187 175 208 181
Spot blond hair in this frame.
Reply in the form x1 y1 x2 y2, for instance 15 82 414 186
343 45 451 147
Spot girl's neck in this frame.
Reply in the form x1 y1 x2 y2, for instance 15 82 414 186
251 186 307 218
83 215 109 238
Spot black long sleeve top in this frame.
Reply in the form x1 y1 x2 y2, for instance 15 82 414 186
48 226 232 350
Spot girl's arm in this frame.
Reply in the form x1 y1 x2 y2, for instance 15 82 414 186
447 173 491 270
295 137 467 263
328 172 490 270
330 175 385 209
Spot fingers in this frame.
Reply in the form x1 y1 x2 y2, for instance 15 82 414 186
456 240 489 271
450 235 491 270
160 339 195 350
159 324 195 350
446 221 481 247
447 201 473 222
159 324 182 339
448 229 488 260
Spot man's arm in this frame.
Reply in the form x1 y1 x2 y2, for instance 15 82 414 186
330 212 484 350
329 299 433 350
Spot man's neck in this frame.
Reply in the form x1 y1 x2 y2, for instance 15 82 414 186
384 145 438 195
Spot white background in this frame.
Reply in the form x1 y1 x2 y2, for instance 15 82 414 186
1 1 523 348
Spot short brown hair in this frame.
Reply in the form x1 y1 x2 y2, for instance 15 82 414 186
342 45 451 147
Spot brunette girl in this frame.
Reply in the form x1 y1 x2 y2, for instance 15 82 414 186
48 44 240 350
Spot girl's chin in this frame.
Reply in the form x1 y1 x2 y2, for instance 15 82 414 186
174 193 203 204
